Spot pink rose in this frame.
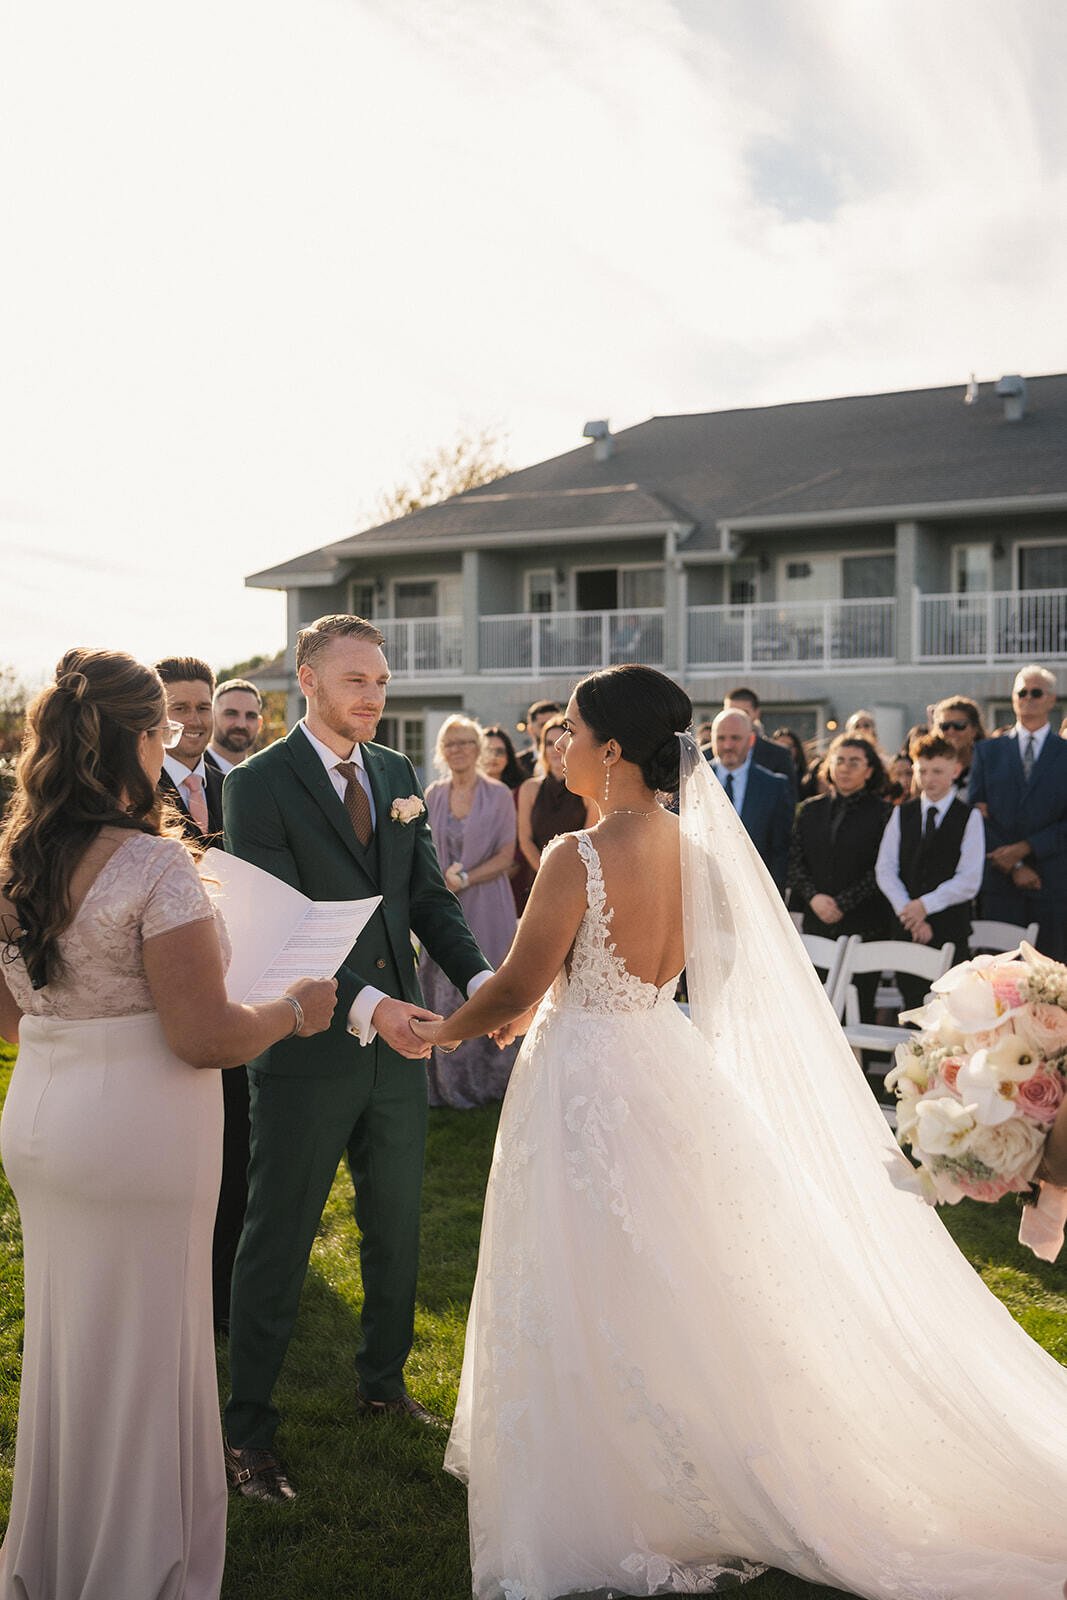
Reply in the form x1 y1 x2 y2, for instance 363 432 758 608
1016 1068 1066 1124
940 1060 962 1091
991 962 1031 1010
1019 1003 1067 1058
390 795 426 825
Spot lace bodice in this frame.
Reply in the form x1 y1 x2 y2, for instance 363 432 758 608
2 833 227 1019
553 831 679 1016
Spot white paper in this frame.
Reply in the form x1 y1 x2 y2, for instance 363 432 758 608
201 848 382 1003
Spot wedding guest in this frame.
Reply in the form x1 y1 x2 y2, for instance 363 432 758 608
708 710 792 895
770 726 820 800
156 654 244 1334
888 753 915 804
516 700 564 780
722 686 797 797
208 677 264 775
789 734 891 1021
0 648 335 1599
968 663 1067 961
931 696 986 787
482 724 532 913
155 656 224 845
518 718 598 873
421 717 519 1108
844 709 880 748
695 719 714 748
876 732 984 1011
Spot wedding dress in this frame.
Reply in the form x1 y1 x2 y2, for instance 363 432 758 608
448 739 1067 1600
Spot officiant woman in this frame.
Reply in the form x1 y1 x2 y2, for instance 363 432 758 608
420 715 520 1108
0 647 336 1600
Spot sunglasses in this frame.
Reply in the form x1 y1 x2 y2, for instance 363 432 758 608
937 720 970 732
1016 687 1050 699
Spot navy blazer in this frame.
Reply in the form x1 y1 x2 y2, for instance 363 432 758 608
967 730 1067 899
712 759 793 894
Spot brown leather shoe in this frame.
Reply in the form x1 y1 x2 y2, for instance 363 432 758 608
354 1391 448 1429
224 1441 297 1503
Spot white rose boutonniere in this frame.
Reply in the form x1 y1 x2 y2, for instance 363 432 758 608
390 795 425 825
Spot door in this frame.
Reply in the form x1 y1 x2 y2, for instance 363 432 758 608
575 568 618 611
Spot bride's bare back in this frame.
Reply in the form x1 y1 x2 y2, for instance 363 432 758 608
568 813 684 989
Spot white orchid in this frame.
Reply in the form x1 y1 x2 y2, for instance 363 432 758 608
913 1097 979 1158
927 958 1025 1035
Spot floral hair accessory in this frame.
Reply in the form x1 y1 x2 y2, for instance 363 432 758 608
390 795 425 825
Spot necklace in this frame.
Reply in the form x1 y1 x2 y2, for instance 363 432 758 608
603 807 660 820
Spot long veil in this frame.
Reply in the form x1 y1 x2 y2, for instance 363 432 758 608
676 730 919 1199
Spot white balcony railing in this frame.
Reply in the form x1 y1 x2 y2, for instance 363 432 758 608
916 589 1067 662
480 609 666 674
687 597 895 671
377 616 463 675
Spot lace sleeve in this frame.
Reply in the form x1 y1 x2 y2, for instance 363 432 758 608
141 839 216 942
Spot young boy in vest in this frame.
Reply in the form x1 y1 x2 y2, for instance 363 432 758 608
875 732 985 1013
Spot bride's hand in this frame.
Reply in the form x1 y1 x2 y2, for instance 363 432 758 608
490 1005 538 1048
409 1017 460 1052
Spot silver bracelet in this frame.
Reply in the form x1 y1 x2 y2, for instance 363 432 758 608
281 995 304 1037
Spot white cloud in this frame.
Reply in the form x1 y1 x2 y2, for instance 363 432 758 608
1 0 1065 678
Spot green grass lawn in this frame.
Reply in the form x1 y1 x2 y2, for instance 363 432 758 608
0 1035 1065 1599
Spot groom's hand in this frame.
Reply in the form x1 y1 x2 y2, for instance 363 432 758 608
371 997 441 1059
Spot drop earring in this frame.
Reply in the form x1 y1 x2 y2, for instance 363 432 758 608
603 761 611 807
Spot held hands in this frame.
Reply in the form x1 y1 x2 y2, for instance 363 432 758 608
489 1006 538 1048
284 977 339 1037
371 997 443 1060
409 1017 459 1052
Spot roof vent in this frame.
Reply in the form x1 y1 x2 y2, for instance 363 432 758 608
582 418 614 462
994 374 1028 422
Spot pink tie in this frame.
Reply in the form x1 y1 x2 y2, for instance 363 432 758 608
182 772 209 833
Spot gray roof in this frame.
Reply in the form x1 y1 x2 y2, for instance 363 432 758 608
249 373 1067 585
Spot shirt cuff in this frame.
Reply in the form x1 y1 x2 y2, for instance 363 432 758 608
467 970 494 997
348 984 388 1045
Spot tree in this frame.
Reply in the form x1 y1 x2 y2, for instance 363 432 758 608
372 425 510 524
0 664 30 813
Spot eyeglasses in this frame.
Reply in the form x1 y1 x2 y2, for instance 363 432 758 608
937 720 970 732
832 756 870 769
152 721 185 749
443 740 479 751
1016 687 1050 699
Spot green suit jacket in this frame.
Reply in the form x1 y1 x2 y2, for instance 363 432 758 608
222 724 490 1077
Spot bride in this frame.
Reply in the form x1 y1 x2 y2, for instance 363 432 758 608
413 664 1067 1600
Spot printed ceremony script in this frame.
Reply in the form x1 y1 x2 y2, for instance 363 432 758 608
202 848 381 1003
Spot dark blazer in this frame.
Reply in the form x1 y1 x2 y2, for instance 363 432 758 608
753 733 798 800
222 725 489 1078
712 760 792 893
159 763 225 846
790 790 892 938
967 729 1067 901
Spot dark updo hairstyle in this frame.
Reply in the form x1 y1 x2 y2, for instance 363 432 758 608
574 665 692 792
1 647 180 989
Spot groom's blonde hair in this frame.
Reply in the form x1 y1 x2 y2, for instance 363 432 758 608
296 613 385 670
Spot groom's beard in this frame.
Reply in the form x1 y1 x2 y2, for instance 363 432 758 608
315 687 384 746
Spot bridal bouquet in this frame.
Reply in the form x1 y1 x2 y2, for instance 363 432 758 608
887 942 1067 1260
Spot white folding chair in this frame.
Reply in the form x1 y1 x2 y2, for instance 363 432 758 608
799 932 856 1019
969 919 1040 956
840 939 956 1072
789 910 805 933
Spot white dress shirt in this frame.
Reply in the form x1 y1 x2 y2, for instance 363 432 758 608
712 750 754 814
875 788 986 916
1012 722 1052 764
298 721 491 1046
206 746 239 776
162 751 208 791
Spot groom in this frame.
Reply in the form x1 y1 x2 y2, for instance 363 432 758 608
222 613 492 1502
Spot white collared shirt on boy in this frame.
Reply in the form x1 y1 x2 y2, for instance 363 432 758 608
875 786 986 917
298 720 491 1046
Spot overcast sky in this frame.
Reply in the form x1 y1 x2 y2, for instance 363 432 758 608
3 0 1065 683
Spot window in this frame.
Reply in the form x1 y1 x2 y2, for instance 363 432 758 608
377 715 426 778
1019 543 1067 591
725 562 758 605
526 570 556 614
348 580 377 618
620 567 664 608
391 575 462 618
842 552 895 599
952 544 992 594
573 566 664 611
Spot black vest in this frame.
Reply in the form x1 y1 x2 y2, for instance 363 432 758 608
897 796 973 950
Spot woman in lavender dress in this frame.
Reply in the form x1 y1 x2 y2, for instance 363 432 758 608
421 717 519 1108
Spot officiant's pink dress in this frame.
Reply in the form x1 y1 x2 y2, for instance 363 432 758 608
0 833 227 1600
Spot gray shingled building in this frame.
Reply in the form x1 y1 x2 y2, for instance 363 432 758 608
249 372 1067 775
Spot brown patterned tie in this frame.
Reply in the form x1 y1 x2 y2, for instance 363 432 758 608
335 761 373 847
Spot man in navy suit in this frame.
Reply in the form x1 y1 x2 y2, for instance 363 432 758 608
707 709 793 895
723 686 798 799
967 663 1067 961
